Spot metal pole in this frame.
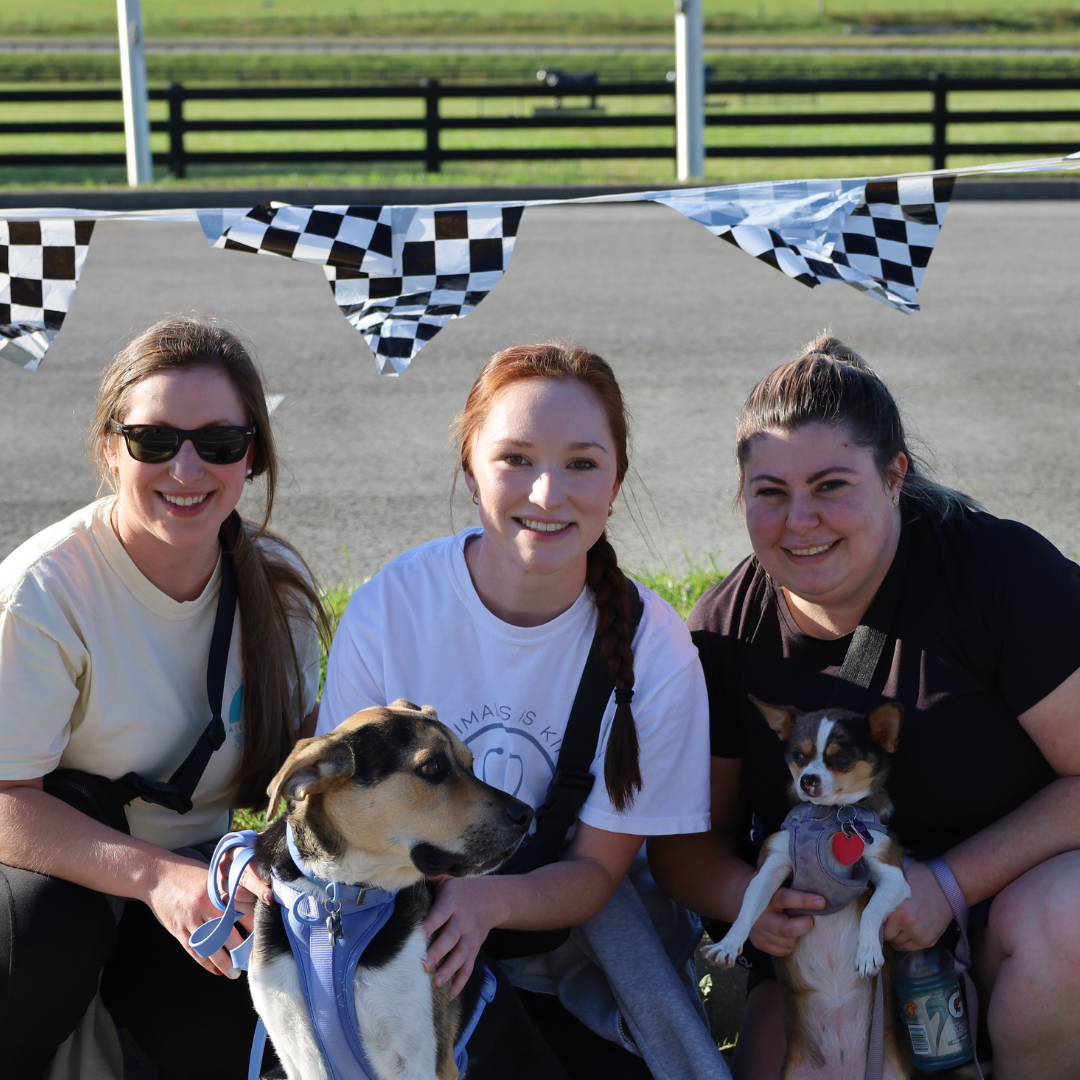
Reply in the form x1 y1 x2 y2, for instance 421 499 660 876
117 0 152 186
674 0 705 181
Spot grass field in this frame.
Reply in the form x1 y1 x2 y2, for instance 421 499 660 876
11 0 1080 36
6 48 1080 86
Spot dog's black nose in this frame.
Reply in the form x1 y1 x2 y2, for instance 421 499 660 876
505 798 533 830
800 773 821 795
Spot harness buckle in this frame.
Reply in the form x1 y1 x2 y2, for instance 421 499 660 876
324 882 344 946
326 907 344 946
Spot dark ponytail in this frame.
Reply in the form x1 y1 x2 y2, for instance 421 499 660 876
586 534 642 812
219 512 331 808
734 333 981 523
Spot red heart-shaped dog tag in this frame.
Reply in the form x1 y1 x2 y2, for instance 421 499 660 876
832 832 865 866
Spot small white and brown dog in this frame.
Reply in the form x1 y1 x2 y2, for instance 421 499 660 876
244 700 557 1080
702 698 911 1080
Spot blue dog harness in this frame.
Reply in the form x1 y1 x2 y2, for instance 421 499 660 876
191 828 496 1080
782 802 890 916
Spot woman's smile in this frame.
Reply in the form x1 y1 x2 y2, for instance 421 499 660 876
783 539 841 559
103 367 254 601
743 421 905 637
515 517 574 535
157 490 212 512
463 377 621 625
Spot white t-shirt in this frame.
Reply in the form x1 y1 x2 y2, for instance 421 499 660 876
0 498 321 850
319 529 711 837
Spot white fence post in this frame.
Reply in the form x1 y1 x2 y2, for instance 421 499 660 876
674 0 705 181
117 0 152 186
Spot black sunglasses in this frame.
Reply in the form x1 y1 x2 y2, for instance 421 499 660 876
108 420 256 465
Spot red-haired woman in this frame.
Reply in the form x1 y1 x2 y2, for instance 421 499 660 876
319 345 717 1079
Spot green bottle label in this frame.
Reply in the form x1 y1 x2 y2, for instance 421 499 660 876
901 988 970 1058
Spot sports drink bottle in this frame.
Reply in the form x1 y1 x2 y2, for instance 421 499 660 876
893 946 974 1071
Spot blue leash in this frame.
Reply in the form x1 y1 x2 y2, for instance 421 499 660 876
191 828 496 1080
188 830 260 972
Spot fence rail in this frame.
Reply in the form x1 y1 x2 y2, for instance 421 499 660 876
3 75 1080 177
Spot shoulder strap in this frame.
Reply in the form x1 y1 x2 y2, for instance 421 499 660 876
111 518 239 814
530 580 644 854
828 526 910 713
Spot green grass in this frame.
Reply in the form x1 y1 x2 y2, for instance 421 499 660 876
10 0 1080 37
6 48 1080 86
230 556 725 831
634 553 727 619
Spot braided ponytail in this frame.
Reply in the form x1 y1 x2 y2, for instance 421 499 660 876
586 534 642 812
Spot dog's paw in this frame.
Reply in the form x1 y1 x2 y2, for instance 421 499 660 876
855 936 885 978
701 936 743 969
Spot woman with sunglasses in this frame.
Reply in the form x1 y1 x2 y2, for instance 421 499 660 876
0 315 327 1080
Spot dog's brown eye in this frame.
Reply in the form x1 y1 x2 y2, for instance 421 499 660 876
417 756 448 782
791 751 806 766
832 754 852 768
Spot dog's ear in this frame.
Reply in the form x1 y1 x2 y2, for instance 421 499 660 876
387 697 439 720
749 696 798 741
266 736 354 818
867 702 903 754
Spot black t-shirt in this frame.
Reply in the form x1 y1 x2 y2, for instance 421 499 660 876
688 511 1080 860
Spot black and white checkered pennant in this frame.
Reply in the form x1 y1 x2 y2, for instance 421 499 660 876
326 204 524 375
1 219 94 370
214 202 524 374
656 175 955 313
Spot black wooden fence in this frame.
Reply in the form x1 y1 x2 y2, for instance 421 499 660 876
3 75 1080 177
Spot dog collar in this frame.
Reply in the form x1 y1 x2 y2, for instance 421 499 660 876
285 821 396 908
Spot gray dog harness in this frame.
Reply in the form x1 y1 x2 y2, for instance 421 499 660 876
783 802 889 915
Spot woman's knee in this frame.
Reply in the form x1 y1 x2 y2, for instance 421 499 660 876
0 863 117 1075
989 850 1080 965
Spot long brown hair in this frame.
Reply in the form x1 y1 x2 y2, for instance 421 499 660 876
88 314 331 809
735 334 980 523
454 343 642 812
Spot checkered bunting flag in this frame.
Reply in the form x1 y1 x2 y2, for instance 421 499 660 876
212 202 525 374
0 219 94 371
654 174 955 313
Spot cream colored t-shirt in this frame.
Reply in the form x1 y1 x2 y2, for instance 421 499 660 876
0 497 320 850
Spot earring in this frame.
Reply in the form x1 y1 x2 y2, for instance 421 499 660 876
247 468 253 477
892 494 899 505
471 491 479 506
608 504 614 517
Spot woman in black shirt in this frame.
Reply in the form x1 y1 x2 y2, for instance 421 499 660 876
649 335 1080 1080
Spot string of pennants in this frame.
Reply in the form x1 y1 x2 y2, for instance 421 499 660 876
3 152 1078 375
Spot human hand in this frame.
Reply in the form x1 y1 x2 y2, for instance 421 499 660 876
420 876 512 998
884 860 955 951
747 887 826 957
144 856 269 977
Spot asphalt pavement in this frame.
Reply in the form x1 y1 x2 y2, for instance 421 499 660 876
3 199 1080 586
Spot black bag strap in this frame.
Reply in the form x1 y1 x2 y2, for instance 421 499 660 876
827 526 910 713
530 580 645 855
111 519 239 814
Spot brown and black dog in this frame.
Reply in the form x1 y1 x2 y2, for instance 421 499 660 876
247 700 565 1080
703 700 911 1080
